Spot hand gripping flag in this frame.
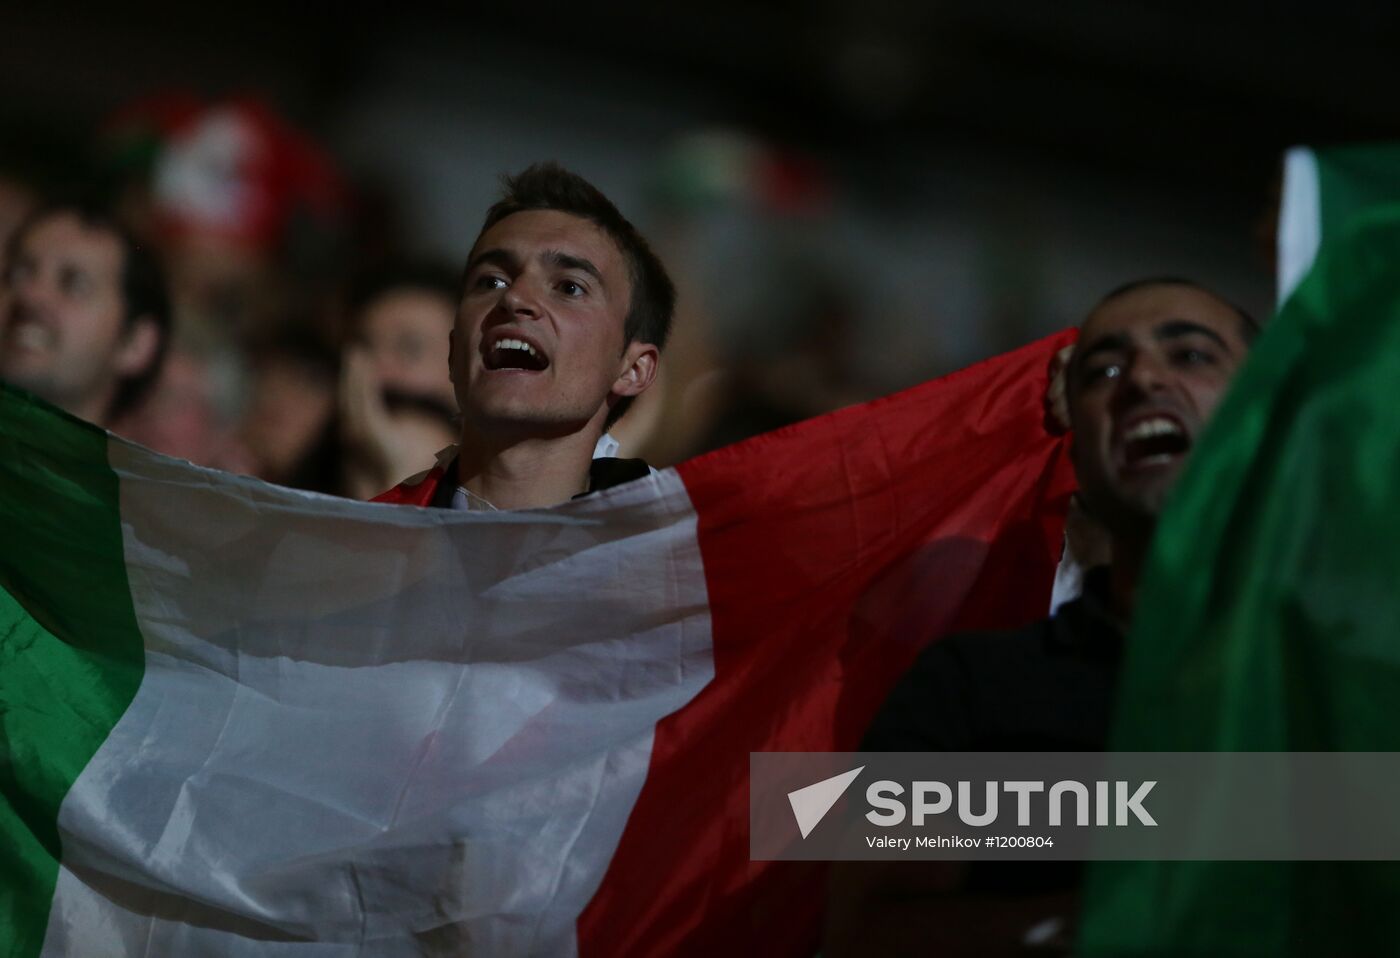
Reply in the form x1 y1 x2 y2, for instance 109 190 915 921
1 330 1074 957
1078 145 1400 955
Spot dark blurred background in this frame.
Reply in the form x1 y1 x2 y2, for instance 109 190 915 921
4 0 1398 479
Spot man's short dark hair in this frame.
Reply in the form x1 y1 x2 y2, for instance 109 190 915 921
8 198 172 417
1096 276 1260 344
473 163 676 427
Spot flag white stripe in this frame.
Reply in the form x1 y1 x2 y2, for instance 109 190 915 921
43 440 715 956
1277 146 1321 306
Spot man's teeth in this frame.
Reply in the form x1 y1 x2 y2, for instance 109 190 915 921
7 322 55 351
494 338 539 359
1124 417 1183 441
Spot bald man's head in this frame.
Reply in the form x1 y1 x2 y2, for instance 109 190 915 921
1067 279 1255 539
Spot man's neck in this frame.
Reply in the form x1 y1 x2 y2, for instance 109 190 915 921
454 426 600 510
70 387 116 429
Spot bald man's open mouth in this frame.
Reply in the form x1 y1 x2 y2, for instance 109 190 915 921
1117 411 1191 471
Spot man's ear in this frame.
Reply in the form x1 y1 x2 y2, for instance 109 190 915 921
1045 343 1075 435
112 316 161 377
611 341 659 399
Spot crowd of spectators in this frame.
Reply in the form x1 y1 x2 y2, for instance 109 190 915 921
1 104 880 496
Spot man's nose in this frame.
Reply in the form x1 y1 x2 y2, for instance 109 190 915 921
1115 354 1170 404
500 281 542 319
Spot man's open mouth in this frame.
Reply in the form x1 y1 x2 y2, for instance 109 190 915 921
1120 415 1191 468
483 336 549 372
3 317 57 354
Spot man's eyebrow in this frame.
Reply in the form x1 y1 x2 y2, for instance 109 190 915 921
544 250 604 285
1075 332 1130 368
464 248 519 273
1155 319 1231 351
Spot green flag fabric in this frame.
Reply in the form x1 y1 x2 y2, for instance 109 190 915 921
1078 148 1400 954
1277 143 1400 305
0 390 147 956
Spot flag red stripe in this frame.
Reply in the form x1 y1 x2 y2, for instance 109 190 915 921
372 465 445 506
578 330 1078 955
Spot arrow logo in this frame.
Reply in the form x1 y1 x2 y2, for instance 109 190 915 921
787 766 865 839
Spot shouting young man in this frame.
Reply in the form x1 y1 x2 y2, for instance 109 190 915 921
376 164 674 510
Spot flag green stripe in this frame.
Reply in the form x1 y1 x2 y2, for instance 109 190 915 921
1316 143 1400 243
0 387 147 956
1077 189 1400 950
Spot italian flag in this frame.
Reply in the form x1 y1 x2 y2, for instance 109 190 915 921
1078 145 1400 955
1 331 1075 956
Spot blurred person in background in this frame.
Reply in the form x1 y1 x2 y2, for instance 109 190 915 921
336 359 458 500
336 262 461 498
691 238 868 454
234 264 462 499
100 94 348 347
826 277 1259 956
95 95 350 474
237 325 339 486
110 326 256 473
345 262 459 408
629 130 872 465
0 199 170 427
